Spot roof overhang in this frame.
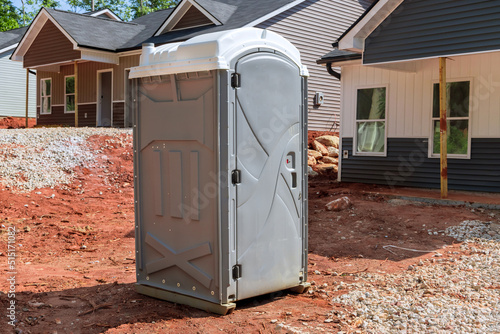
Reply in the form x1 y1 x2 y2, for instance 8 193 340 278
1 43 18 55
338 0 403 52
89 9 122 21
155 0 222 36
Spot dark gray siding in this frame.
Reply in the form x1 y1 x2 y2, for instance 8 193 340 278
364 0 500 64
341 138 500 193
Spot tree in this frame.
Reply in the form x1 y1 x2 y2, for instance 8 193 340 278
0 0 20 31
130 0 178 19
19 0 59 26
67 0 133 20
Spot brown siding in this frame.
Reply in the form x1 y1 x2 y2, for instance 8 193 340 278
25 20 81 68
173 5 212 30
36 55 140 107
36 104 97 127
114 55 140 100
113 102 125 128
257 0 373 131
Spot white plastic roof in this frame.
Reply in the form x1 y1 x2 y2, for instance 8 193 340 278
129 27 308 78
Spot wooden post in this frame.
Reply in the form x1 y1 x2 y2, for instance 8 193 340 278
25 68 29 128
74 61 79 127
439 57 448 198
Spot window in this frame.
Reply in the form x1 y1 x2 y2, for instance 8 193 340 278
355 87 386 154
431 81 470 157
65 76 75 113
40 78 52 115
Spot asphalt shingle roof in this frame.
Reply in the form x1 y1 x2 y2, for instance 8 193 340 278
24 0 304 52
0 27 28 51
46 8 145 51
140 0 301 49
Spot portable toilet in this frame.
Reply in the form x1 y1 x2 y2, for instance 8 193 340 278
129 27 309 315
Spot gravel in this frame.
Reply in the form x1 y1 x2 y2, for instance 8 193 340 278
0 127 132 192
331 221 500 333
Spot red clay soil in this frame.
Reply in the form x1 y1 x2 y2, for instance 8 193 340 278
0 117 36 129
0 133 497 334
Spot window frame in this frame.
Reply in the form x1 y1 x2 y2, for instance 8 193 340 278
40 78 52 115
353 84 388 157
429 78 472 160
64 75 76 114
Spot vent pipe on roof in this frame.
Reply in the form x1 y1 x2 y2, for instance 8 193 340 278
326 62 341 80
141 43 156 66
92 0 94 11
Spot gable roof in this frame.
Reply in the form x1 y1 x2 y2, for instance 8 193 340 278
321 0 500 65
13 0 308 57
142 0 306 48
46 9 144 51
0 27 28 54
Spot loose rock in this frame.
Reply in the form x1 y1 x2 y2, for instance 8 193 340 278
325 196 352 211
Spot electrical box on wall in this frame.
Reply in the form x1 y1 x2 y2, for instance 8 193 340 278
314 92 324 106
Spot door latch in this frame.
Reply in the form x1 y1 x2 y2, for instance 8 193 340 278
232 264 242 280
231 169 241 184
231 73 241 88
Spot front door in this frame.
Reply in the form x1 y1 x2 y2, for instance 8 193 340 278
234 52 304 300
98 71 112 127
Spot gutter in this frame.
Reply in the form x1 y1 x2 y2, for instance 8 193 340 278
326 62 341 80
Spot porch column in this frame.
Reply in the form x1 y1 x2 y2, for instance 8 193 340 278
74 61 79 127
25 68 29 128
439 57 448 198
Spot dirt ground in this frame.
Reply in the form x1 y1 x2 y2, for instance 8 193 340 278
0 132 497 334
0 117 36 129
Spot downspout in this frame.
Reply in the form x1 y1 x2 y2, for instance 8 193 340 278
326 62 341 80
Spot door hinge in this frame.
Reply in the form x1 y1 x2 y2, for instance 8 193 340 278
232 264 242 280
231 73 241 88
231 169 241 184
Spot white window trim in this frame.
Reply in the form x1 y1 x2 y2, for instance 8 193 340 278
428 78 472 160
40 78 52 115
353 84 388 157
64 75 75 114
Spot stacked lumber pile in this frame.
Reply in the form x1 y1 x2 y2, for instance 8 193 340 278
308 135 339 174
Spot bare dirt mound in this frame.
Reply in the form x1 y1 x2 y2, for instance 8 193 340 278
0 129 497 333
0 117 36 129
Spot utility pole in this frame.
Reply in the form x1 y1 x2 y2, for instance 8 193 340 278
92 0 95 11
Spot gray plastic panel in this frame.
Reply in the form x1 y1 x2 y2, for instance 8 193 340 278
135 71 220 303
234 52 304 300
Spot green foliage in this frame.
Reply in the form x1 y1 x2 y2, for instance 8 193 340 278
433 122 468 155
130 0 178 19
67 0 132 20
0 0 20 31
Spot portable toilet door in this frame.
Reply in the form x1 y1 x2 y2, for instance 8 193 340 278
130 27 309 315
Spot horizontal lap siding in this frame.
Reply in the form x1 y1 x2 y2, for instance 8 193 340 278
364 0 500 64
24 20 81 68
341 138 500 192
257 0 373 131
113 102 124 128
37 104 96 127
0 54 36 118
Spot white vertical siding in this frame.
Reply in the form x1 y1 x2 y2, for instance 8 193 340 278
257 0 374 131
0 53 36 118
341 51 500 139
